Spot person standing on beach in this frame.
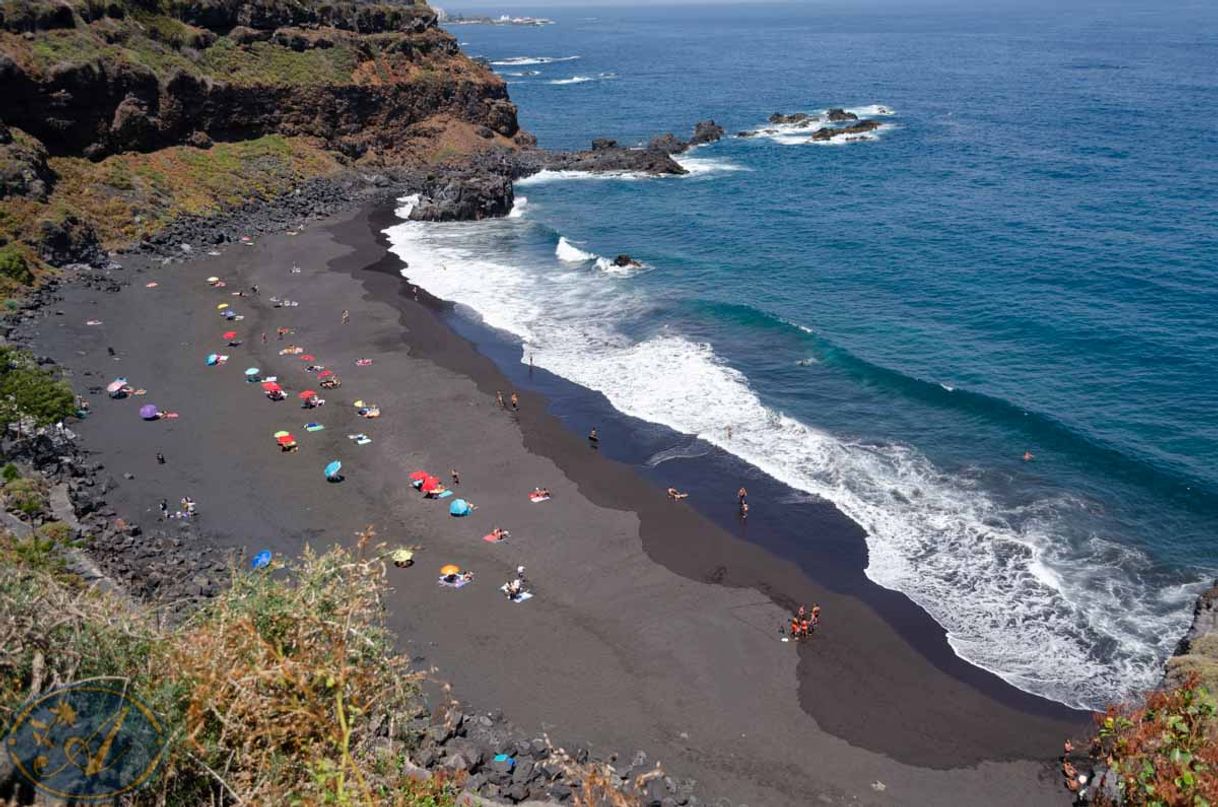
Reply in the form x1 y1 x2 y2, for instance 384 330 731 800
588 427 598 446
261 332 268 344
451 469 460 486
156 451 165 465
341 309 350 325
496 390 505 409
510 392 519 412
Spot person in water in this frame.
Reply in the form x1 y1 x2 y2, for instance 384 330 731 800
588 427 599 444
1023 450 1035 461
667 487 688 500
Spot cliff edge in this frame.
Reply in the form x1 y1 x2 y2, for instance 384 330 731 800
0 0 527 281
1165 581 1218 692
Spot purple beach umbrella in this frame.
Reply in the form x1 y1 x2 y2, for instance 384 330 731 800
139 404 160 420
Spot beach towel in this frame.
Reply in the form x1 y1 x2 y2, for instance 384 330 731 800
437 489 454 499
500 584 533 603
483 533 503 543
348 434 372 445
529 494 551 503
305 423 324 432
438 576 471 589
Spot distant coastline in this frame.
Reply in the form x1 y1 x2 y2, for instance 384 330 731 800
438 10 555 26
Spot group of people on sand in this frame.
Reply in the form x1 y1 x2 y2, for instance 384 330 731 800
496 390 520 412
788 604 822 640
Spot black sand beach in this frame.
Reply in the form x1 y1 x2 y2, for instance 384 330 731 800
28 203 1087 805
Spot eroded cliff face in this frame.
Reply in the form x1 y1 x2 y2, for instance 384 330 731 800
0 0 530 281
0 0 522 160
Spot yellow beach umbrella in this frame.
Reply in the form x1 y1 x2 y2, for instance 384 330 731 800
216 303 229 310
273 430 290 438
439 564 460 576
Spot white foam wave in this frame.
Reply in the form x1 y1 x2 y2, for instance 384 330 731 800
516 170 651 186
508 197 528 218
382 201 1204 709
548 72 616 85
501 70 541 77
746 104 897 146
556 237 597 262
672 155 748 177
491 55 580 66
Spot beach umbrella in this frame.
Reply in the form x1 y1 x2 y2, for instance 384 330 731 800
324 460 342 479
207 276 220 284
206 353 220 366
139 404 159 420
261 381 282 393
223 330 238 341
317 370 334 379
299 354 316 362
276 434 295 446
408 470 428 485
353 400 366 408
298 390 318 400
251 550 272 570
449 499 472 517
273 430 290 438
440 564 460 576
420 475 441 493
216 303 229 310
244 368 260 382
106 379 128 394
391 548 415 566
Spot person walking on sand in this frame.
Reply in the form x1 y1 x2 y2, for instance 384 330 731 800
451 468 460 486
156 451 165 465
510 392 519 412
496 390 505 409
341 309 350 325
261 331 268 344
158 499 168 519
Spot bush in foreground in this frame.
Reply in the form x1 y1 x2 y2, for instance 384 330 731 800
1079 675 1218 806
0 529 461 805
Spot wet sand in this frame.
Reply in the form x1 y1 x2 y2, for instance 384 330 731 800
31 203 1086 805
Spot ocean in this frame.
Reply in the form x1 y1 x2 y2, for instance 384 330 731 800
387 0 1218 709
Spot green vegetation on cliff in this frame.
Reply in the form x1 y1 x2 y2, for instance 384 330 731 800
0 0 521 285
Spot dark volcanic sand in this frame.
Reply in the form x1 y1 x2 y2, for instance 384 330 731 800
30 204 1086 806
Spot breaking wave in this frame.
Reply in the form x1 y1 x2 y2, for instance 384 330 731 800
491 55 580 66
384 197 1206 710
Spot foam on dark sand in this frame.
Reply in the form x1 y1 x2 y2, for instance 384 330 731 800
32 204 1087 805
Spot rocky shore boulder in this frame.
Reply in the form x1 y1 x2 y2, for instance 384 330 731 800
408 171 514 222
769 112 818 125
827 108 859 122
1164 581 1218 691
812 119 882 141
0 124 54 201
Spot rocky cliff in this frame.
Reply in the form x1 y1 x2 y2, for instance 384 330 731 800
1165 581 1218 692
0 0 527 279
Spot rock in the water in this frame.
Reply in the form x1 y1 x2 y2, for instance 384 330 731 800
768 112 817 125
811 119 881 141
827 108 859 122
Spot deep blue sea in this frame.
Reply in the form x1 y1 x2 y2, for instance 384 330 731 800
388 0 1218 708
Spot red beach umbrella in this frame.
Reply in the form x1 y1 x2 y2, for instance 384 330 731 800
408 471 428 482
421 476 441 493
299 354 316 361
261 381 282 393
298 390 318 400
276 434 296 445
223 330 238 340
317 370 334 379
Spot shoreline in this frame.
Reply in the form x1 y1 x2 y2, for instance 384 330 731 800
24 200 1085 805
362 204 1084 726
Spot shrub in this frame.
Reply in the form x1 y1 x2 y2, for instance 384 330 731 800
0 344 76 431
1080 674 1218 806
2 476 47 519
35 520 75 545
2 462 20 481
0 245 33 284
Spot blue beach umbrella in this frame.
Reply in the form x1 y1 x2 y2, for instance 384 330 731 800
251 550 272 570
449 498 472 517
206 353 220 366
324 460 343 480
